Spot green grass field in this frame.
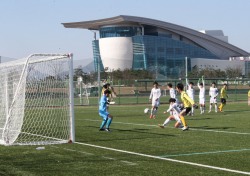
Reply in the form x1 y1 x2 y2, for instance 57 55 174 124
0 102 250 176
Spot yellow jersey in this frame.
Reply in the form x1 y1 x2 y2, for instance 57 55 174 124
220 87 227 98
248 90 250 97
181 91 195 108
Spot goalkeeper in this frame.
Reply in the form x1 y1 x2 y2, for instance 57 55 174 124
99 89 113 132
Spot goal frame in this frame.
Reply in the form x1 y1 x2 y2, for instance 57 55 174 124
0 53 75 145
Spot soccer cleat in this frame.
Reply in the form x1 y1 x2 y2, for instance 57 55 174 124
99 128 106 131
158 124 164 128
105 128 111 132
208 110 211 113
182 126 189 131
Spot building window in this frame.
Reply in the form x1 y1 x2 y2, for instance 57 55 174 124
100 26 142 38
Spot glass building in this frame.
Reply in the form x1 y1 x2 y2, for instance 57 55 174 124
63 15 249 79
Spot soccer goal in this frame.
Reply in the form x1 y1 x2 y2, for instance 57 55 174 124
0 54 75 146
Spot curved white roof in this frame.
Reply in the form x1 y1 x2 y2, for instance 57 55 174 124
62 15 249 59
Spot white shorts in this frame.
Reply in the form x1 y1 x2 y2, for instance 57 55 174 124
210 97 217 104
199 98 205 105
152 100 160 107
173 113 181 123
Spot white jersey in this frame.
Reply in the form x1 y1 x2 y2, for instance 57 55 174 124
187 87 195 100
166 103 181 122
197 81 205 99
149 87 161 106
169 88 176 99
209 87 218 98
167 103 181 114
169 87 179 103
209 87 218 104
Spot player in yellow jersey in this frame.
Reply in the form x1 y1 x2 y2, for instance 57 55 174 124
176 83 198 131
218 83 228 112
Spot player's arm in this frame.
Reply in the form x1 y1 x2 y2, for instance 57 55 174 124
215 88 218 98
202 76 205 87
166 105 173 113
197 78 200 89
157 89 161 99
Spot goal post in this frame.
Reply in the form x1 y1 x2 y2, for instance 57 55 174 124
0 53 75 145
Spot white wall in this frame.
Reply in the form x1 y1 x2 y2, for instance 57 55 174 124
191 58 245 74
99 37 133 71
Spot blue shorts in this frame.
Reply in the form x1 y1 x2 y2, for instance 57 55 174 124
99 110 109 120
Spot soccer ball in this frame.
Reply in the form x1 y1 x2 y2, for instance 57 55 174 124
144 108 149 114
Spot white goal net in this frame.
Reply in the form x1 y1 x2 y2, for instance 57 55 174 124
0 54 75 146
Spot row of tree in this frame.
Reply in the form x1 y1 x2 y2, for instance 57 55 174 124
74 65 245 83
188 65 243 78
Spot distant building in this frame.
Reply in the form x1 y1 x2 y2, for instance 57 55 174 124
199 30 228 43
62 15 250 78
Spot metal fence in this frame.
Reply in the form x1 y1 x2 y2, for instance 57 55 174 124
74 78 250 106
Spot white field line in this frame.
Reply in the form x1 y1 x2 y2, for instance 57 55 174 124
161 148 250 158
81 119 250 135
75 141 250 175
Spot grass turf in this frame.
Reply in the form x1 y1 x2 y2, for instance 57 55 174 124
0 102 250 176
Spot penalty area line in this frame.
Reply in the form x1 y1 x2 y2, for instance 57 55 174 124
74 141 250 175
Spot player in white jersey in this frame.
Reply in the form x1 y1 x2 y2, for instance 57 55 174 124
158 98 182 128
186 81 195 116
149 81 161 119
208 82 218 113
167 83 179 115
167 83 177 100
197 76 206 114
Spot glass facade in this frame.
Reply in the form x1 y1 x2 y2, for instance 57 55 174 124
92 40 104 72
132 35 218 78
93 26 219 78
100 26 141 38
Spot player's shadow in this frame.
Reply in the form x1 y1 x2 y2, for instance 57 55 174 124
116 128 175 137
191 126 235 130
83 126 175 142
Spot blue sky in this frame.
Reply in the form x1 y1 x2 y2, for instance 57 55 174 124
1 0 250 63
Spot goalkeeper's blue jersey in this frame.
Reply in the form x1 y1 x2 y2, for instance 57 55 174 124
99 95 107 112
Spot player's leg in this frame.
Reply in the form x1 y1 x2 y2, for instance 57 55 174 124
158 116 173 128
152 107 158 119
99 111 108 131
221 99 226 111
173 114 182 128
209 97 213 113
214 103 218 112
105 114 113 131
179 108 189 131
152 101 159 119
219 98 226 112
150 100 156 118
